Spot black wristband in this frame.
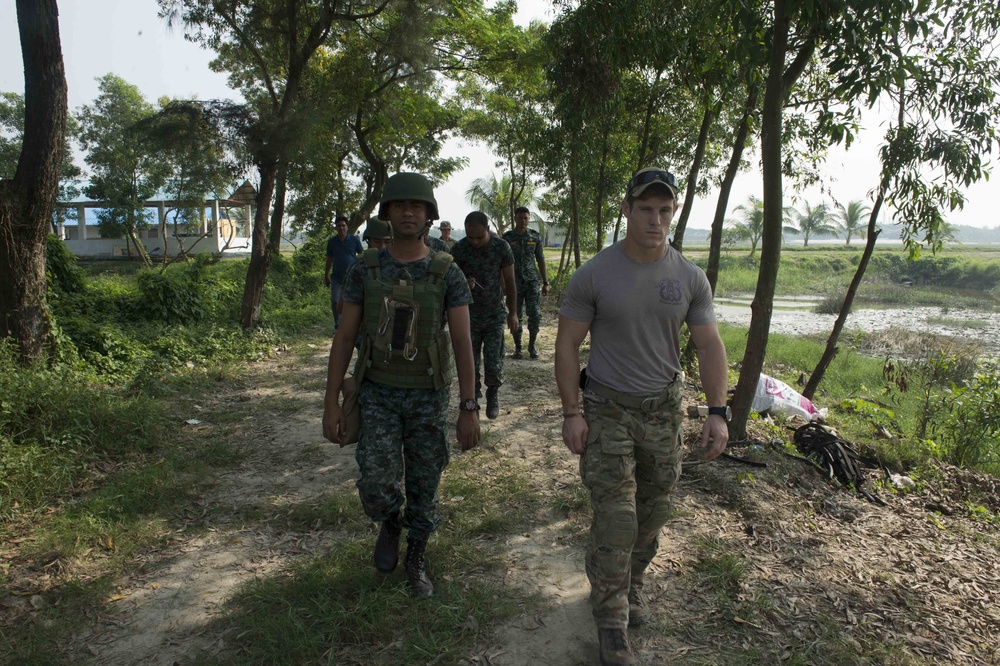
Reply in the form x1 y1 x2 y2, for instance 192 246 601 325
563 413 582 419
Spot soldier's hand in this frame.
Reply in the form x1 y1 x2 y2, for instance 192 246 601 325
699 417 729 461
542 282 550 296
562 413 588 455
323 404 347 446
324 275 331 288
457 410 481 451
507 312 519 333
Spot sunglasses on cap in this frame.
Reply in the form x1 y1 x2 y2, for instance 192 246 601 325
628 169 678 193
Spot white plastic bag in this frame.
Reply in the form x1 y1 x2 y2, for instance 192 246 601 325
750 374 827 420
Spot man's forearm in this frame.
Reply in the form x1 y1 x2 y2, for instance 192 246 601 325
554 342 581 414
697 339 730 406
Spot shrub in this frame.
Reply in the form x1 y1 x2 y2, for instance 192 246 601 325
135 258 209 324
929 363 1000 474
45 234 85 295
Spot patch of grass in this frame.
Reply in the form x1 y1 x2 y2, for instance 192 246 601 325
691 536 747 598
194 456 541 665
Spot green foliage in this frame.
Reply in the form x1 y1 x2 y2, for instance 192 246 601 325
136 258 209 324
45 234 85 295
0 341 166 521
868 254 1000 292
928 364 1000 474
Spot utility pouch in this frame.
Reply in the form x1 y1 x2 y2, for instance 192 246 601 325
374 283 421 361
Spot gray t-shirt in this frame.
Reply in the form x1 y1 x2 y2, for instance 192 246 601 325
560 242 716 394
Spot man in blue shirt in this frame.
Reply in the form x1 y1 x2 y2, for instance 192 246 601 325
325 215 364 328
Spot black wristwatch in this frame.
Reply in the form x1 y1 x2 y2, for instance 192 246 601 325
708 406 732 422
459 399 480 412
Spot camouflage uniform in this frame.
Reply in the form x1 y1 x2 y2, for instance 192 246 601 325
343 249 472 539
450 235 514 399
426 235 451 254
581 381 684 628
502 228 544 334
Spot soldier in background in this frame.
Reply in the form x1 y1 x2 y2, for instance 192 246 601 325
325 215 364 329
438 220 456 250
502 207 549 359
450 212 518 420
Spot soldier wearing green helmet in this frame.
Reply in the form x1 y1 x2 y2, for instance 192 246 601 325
362 216 393 249
324 172 480 598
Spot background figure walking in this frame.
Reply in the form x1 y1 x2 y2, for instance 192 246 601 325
555 167 730 666
450 212 518 419
503 206 548 359
325 215 363 329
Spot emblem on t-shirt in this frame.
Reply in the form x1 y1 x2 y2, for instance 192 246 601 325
658 278 683 304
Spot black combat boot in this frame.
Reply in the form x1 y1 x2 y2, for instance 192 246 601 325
405 536 434 598
512 328 523 359
373 513 401 573
528 331 539 359
486 386 500 419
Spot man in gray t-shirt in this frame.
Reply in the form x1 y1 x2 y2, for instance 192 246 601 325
555 167 730 666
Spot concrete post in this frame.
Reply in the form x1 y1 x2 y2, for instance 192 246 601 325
77 204 87 240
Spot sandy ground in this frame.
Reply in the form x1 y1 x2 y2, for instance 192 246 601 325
6 315 1000 665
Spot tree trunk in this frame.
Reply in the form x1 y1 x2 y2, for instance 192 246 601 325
239 160 277 329
570 166 581 267
671 103 715 252
0 0 67 363
594 125 610 249
707 83 758 293
803 190 885 399
266 161 288 261
729 0 789 440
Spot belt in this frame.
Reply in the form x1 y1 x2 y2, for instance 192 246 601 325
585 375 679 412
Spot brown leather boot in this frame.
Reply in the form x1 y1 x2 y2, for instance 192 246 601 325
627 586 649 627
405 536 434 598
598 627 635 666
373 513 401 573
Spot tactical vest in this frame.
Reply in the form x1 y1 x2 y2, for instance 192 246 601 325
355 248 454 390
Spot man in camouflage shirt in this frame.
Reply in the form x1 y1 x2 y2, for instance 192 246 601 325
450 211 518 419
502 206 549 359
323 173 480 598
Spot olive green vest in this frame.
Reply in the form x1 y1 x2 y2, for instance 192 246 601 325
355 248 454 390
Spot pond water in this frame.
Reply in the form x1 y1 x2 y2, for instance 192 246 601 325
714 297 1000 357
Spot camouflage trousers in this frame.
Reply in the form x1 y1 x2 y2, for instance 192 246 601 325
579 382 684 629
470 310 506 398
515 279 541 334
355 379 450 540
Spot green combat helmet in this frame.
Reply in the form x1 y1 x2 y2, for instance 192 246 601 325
363 216 393 241
378 172 439 221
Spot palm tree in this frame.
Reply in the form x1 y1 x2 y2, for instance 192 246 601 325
786 202 837 246
466 172 537 234
834 200 871 245
728 195 765 256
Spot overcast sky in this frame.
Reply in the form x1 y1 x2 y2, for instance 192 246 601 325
2 0 997 230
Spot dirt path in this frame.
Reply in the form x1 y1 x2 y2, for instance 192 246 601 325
63 320 1000 665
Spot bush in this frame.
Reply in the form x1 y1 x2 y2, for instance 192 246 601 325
46 234 85 295
929 363 1000 474
136 257 210 324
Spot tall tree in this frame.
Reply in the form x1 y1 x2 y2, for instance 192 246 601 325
78 74 168 265
0 0 68 362
1 90 82 205
803 0 1000 399
160 0 392 329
